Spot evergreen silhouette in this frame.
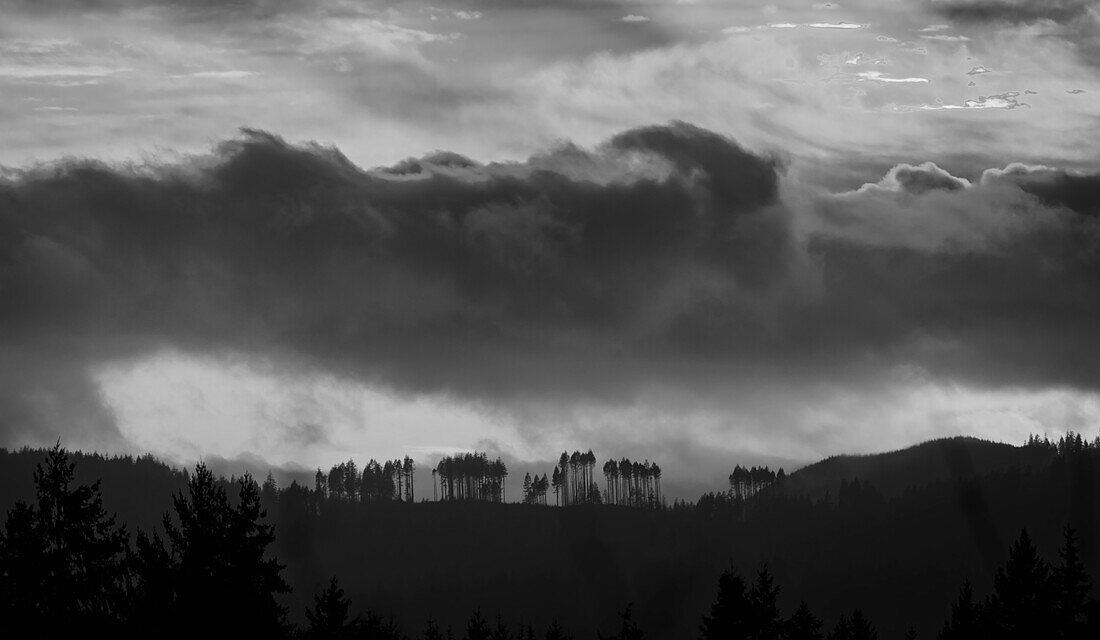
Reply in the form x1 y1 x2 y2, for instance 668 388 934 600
1054 525 1093 639
747 565 782 638
985 528 1055 638
304 577 358 639
544 620 574 640
699 569 751 639
600 604 646 640
464 610 491 640
937 580 980 640
784 601 824 640
0 443 129 636
827 611 876 640
422 619 445 640
131 462 291 638
699 565 783 639
490 615 514 640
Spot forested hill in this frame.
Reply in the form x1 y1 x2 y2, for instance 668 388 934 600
0 436 1097 639
0 447 190 533
779 436 1058 500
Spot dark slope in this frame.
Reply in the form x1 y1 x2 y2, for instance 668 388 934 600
0 447 190 533
1 439 1096 639
781 436 1057 500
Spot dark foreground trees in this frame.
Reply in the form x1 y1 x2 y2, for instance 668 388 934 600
939 526 1100 640
3 442 1100 639
132 461 291 638
0 442 130 636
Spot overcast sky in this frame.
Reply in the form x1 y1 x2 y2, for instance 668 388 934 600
2 0 1100 498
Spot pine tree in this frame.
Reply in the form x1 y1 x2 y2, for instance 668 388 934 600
986 529 1055 639
422 619 445 640
846 611 876 640
699 569 750 639
304 577 358 639
748 565 782 637
465 610 491 640
0 443 130 635
828 614 852 640
132 463 291 638
491 615 514 640
601 603 646 640
937 579 980 640
545 620 574 640
1054 525 1093 639
784 601 824 640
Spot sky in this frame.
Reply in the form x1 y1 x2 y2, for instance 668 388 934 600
2 0 1100 499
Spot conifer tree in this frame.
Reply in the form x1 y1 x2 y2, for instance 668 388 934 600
748 565 782 637
0 443 130 635
600 604 646 640
491 615 514 640
784 601 824 640
846 611 876 640
1054 525 1092 639
986 529 1055 639
937 580 980 640
422 619 445 640
304 577 358 639
545 620 574 640
465 610 491 640
132 463 291 638
699 569 750 639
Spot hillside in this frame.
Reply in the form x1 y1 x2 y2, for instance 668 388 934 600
780 436 1057 500
0 437 1097 639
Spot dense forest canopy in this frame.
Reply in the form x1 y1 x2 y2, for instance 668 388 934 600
1 432 1099 638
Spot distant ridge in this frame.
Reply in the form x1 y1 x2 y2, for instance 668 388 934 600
781 436 1057 500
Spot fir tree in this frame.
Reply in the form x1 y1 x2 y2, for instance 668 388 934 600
0 443 130 635
304 577 358 639
784 601 824 640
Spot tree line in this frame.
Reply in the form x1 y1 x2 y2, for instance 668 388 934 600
315 457 416 503
434 453 508 502
728 465 784 502
522 473 550 505
3 443 1100 638
600 457 662 508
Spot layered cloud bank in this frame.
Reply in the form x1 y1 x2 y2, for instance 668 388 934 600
2 123 1100 478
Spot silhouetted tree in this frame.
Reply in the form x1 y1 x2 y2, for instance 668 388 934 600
305 577 358 639
600 604 646 640
748 565 782 638
1054 525 1092 639
985 529 1054 638
544 620 574 640
699 565 783 639
491 615 514 640
132 463 291 638
784 601 824 640
846 611 877 640
422 619 445 640
465 610 491 640
937 580 980 640
699 569 750 639
0 443 130 635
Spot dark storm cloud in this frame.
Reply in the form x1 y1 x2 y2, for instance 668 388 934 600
4 123 1100 447
981 163 1100 215
0 123 791 443
923 0 1100 67
925 0 1096 24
